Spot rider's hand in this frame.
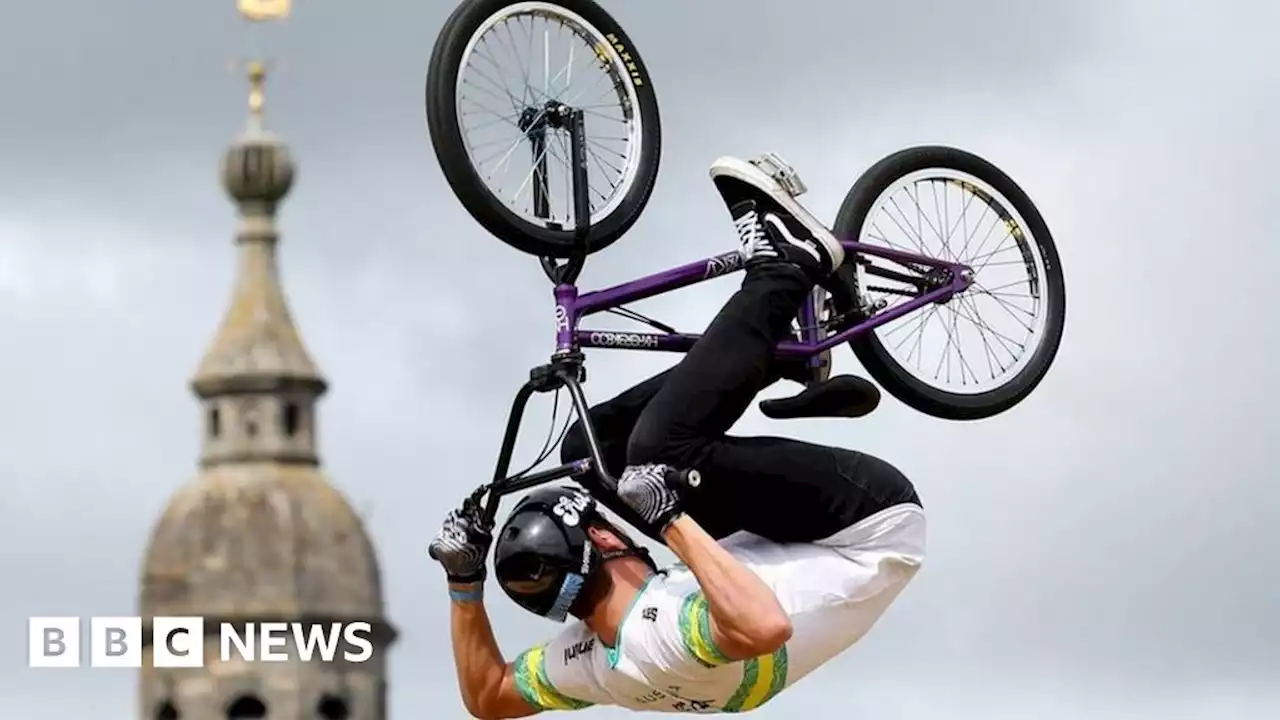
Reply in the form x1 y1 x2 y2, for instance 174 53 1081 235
428 505 493 585
617 463 684 531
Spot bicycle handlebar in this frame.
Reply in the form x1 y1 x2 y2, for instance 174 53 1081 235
462 341 703 533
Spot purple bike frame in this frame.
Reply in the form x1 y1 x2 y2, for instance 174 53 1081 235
472 238 972 525
553 240 974 355
470 111 975 524
476 240 972 525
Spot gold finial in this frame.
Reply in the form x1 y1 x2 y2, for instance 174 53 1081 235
235 0 289 129
247 60 267 120
237 0 292 21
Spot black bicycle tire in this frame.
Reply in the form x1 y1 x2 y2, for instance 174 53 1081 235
426 0 662 258
831 145 1067 421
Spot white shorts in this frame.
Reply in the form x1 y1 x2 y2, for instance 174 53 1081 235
715 502 927 686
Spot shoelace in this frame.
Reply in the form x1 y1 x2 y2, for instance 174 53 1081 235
732 210 777 258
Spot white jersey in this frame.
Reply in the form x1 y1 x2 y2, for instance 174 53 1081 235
512 503 926 714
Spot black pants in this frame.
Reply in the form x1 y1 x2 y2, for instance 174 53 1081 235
563 263 921 544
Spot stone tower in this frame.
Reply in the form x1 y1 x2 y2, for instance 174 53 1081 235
138 61 394 720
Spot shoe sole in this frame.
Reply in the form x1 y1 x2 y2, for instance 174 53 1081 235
709 156 846 269
758 375 881 419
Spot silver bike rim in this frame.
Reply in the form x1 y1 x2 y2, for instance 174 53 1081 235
856 168 1051 395
453 2 645 229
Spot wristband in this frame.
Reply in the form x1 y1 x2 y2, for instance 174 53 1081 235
658 510 687 537
448 583 484 604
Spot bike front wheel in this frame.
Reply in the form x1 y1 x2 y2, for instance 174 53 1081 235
426 0 663 258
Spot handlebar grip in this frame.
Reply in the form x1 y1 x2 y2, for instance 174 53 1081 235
665 468 702 491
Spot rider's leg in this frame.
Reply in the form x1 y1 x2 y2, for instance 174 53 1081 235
558 370 717 539
561 361 806 541
625 263 813 467
625 156 918 542
561 369 672 478
560 357 818 479
625 156 844 469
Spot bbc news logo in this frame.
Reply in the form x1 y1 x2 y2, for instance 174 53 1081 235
28 617 374 668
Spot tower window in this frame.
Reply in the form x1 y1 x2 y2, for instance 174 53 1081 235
283 402 300 437
317 695 350 720
156 700 179 720
226 694 266 719
208 407 221 438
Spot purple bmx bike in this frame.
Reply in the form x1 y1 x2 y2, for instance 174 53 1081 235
425 0 1067 521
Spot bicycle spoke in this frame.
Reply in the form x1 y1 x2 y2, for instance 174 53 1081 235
511 135 553 207
884 311 928 343
882 197 932 256
928 180 947 257
964 242 1018 267
510 17 534 106
460 107 523 133
970 284 1036 334
973 280 1036 314
948 309 982 387
967 222 1015 273
460 76 519 116
907 308 939 369
941 184 977 259
903 184 947 251
932 307 957 384
474 38 523 112
954 201 992 260
956 295 1025 360
866 223 915 253
946 301 1006 380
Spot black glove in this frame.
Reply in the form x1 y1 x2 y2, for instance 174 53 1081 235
617 463 684 531
428 505 493 584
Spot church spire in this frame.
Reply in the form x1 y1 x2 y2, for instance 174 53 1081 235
191 47 325 467
139 5 393 718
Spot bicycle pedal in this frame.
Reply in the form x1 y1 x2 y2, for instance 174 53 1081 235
750 152 808 197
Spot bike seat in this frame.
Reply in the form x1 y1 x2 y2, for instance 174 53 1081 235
759 374 881 420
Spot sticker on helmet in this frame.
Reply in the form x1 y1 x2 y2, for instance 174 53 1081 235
552 492 592 527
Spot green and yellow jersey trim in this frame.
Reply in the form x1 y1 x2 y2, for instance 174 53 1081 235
512 646 594 711
678 590 789 712
679 591 732 667
721 645 788 712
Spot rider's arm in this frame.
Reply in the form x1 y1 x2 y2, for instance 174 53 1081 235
449 588 539 719
661 515 793 662
450 586 598 718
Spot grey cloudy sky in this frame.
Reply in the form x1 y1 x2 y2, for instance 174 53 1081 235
1 0 1277 718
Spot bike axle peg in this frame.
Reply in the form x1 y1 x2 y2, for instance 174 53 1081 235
683 469 701 488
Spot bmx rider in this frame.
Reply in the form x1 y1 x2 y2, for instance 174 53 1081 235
430 154 926 716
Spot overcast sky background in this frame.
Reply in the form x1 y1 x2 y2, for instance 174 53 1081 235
1 0 1277 718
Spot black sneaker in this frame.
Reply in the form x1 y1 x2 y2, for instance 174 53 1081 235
710 154 844 276
728 200 841 277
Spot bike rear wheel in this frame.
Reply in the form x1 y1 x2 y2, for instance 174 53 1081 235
426 0 662 258
828 146 1067 420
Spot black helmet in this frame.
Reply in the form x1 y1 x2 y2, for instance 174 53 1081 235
493 485 650 622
